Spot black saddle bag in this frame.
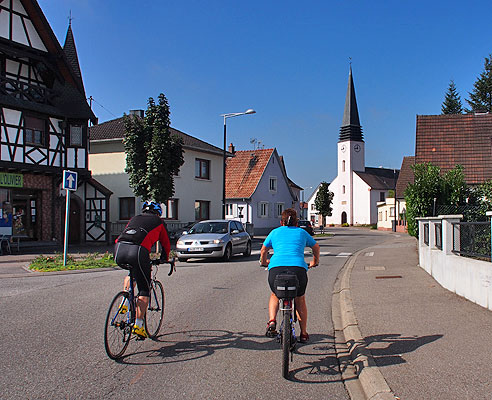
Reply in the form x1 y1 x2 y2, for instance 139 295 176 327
273 273 299 299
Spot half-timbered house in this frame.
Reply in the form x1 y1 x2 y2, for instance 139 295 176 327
0 0 111 244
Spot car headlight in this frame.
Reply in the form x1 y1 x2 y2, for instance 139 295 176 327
213 239 224 244
177 240 184 245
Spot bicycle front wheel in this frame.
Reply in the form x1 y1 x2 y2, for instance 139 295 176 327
281 310 291 379
104 291 133 359
145 280 165 339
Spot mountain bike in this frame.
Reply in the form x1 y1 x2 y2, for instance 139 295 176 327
273 273 299 379
104 258 176 360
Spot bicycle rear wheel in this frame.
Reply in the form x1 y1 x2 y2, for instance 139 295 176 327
104 291 133 359
281 310 291 379
145 280 165 339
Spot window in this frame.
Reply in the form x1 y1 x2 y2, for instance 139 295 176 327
385 210 387 221
70 125 83 147
311 204 315 211
380 192 386 202
342 185 346 194
231 220 245 233
389 207 395 217
162 199 178 219
276 202 284 217
342 160 345 172
378 212 382 221
119 197 135 220
195 159 210 179
226 204 234 216
259 202 269 217
24 116 46 146
195 200 210 220
269 177 277 192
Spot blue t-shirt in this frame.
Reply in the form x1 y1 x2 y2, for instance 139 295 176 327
263 226 317 270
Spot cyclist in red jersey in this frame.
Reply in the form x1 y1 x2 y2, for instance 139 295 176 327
114 201 170 338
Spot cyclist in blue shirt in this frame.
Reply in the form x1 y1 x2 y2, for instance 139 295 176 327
259 208 320 343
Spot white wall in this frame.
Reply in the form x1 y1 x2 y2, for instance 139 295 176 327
417 216 492 311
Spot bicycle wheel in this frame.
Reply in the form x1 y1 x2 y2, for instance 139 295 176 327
145 280 165 339
281 310 291 379
104 291 133 359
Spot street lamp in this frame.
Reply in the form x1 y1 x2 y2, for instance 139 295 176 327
221 109 256 219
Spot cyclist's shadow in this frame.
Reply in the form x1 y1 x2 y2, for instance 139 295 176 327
119 329 279 365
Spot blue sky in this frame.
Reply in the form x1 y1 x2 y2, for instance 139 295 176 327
39 0 492 198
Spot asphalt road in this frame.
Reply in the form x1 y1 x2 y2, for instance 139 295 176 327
0 228 390 399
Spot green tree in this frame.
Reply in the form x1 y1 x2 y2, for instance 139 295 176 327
441 80 463 114
466 53 492 113
314 182 334 225
404 163 442 237
124 93 184 203
441 165 469 208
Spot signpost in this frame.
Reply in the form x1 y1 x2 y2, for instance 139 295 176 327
62 170 78 266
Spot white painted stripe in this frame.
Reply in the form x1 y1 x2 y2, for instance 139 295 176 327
364 252 374 257
336 252 352 258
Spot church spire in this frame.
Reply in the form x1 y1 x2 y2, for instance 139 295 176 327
339 66 363 142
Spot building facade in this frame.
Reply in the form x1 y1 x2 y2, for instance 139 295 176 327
0 0 110 243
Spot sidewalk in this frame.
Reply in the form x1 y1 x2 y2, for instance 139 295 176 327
335 233 492 400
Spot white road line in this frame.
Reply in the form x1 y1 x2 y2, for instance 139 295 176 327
336 252 352 258
364 252 374 257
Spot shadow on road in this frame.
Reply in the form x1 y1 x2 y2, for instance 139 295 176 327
117 330 344 383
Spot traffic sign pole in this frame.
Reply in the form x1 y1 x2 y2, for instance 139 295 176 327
63 189 70 266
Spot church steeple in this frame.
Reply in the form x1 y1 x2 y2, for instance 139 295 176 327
339 66 363 142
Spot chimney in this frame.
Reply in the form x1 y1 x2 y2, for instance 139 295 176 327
129 109 144 118
228 143 235 154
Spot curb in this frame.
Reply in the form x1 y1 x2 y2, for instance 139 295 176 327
332 249 396 400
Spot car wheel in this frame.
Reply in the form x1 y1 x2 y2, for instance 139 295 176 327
243 241 251 257
222 243 232 262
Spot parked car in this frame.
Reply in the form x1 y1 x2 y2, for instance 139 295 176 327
298 220 314 235
176 219 251 262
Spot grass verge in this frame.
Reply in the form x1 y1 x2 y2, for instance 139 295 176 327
29 252 117 272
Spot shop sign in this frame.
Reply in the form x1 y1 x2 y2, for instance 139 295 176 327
0 172 23 188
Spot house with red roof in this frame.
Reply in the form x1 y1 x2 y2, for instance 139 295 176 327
225 147 300 235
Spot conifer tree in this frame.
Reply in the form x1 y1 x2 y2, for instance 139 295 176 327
124 94 184 204
466 53 492 113
441 80 462 114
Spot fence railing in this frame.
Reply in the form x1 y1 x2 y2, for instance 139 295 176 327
452 221 491 260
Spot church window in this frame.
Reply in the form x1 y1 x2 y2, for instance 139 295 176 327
342 185 345 194
342 160 345 172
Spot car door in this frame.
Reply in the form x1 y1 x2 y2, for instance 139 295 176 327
229 221 244 254
233 221 248 252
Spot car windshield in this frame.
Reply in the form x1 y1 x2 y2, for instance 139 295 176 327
189 222 229 234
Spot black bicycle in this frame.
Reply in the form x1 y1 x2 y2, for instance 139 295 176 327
104 258 176 360
273 273 299 379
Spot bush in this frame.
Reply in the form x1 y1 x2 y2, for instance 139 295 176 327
342 223 349 227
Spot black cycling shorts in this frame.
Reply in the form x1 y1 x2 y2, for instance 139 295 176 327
114 242 151 297
268 266 308 297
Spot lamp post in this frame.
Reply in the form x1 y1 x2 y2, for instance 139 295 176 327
220 109 256 219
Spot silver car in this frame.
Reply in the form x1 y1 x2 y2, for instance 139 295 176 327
176 219 251 262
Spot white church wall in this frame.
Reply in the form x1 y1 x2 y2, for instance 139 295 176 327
353 173 371 224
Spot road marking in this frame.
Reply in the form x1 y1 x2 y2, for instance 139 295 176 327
365 266 386 271
364 252 374 257
336 252 352 258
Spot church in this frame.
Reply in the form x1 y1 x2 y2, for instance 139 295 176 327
310 68 399 226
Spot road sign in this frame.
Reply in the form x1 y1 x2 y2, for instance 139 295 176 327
63 170 78 191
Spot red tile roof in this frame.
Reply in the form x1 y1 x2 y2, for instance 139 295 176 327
395 156 415 199
225 149 275 198
416 114 492 185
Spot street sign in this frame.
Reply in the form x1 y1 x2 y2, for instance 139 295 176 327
63 170 78 191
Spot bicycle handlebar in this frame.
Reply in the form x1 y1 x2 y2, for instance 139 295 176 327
150 258 176 276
